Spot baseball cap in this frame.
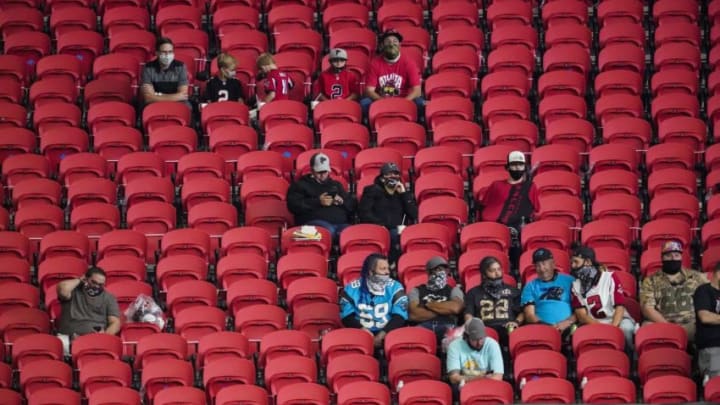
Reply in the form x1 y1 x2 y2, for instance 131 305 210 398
426 256 449 271
465 318 487 340
572 246 596 263
532 248 554 263
379 30 403 43
311 153 331 172
328 48 348 60
508 151 526 164
380 162 400 175
662 240 683 254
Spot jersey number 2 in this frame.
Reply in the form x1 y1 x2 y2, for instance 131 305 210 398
330 84 343 99
586 295 607 318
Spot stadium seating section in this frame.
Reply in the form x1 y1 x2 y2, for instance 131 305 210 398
0 0 719 403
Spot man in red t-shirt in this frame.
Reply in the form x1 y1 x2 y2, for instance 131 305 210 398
314 48 359 101
361 30 423 115
480 151 540 227
257 52 294 103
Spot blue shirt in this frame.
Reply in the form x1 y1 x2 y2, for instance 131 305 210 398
340 278 408 333
446 337 504 375
521 273 575 325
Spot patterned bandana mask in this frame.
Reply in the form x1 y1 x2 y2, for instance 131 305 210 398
574 266 598 296
367 274 391 295
427 271 448 291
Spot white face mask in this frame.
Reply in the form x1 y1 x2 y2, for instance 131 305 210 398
158 53 174 66
225 69 237 78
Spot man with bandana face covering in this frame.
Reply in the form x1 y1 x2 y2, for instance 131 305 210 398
640 240 708 342
360 30 423 117
340 253 408 347
569 246 636 350
408 257 464 344
464 256 523 346
141 37 190 108
56 267 121 355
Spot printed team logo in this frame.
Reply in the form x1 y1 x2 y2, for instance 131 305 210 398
378 73 403 96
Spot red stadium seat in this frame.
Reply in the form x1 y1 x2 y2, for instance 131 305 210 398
520 220 573 251
39 230 88 262
264 355 318 395
4 31 51 75
293 302 341 339
384 326 436 362
40 127 89 169
368 98 418 133
268 4 314 33
37 257 89 294
20 359 72 398
11 333 62 369
340 224 390 255
536 195 584 227
259 329 312 367
233 304 287 343
589 142 641 174
71 331 123 369
337 381 389 405
644 375 696 403
258 100 308 132
638 348 691 384
414 172 464 204
27 387 81 405
534 171 582 198
398 380 451 404
418 196 468 237
196 331 249 368
521 377 575 404
326 354 379 393
482 95 531 128
0 102 27 130
577 349 630 381
175 306 226 350
88 387 141 405
276 252 327 290
154 386 205 405
70 202 121 238
432 0 478 30
425 96 474 131
336 251 369 286
0 232 31 262
134 332 187 370
58 152 107 186
36 53 84 83
320 327 374 366
227 278 277 313
425 72 474 100
583 220 632 253
322 3 368 33
654 43 700 73
274 28 323 69
141 359 194 403
12 178 62 209
116 152 163 186
488 119 538 153
376 121 426 159
515 349 568 387
595 70 643 98
635 322 687 355
33 101 81 137
215 385 268 405
220 227 272 261
0 257 30 284
509 324 562 358
181 178 231 210
166 279 216 318
649 191 699 227
78 359 132 397
658 116 706 151
320 123 370 162
286 276 337 313
203 358 256 402
0 128 35 164
591 194 642 227
433 120 482 163
545 118 594 153
388 354 442 390
583 376 636 404
0 308 50 344
589 169 639 199
15 204 64 248
572 323 625 356
277 383 329 405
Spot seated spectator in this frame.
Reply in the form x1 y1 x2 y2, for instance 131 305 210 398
640 240 708 342
361 30 423 115
358 162 417 261
694 262 720 380
287 152 355 240
446 318 504 393
313 48 359 101
521 248 576 336
465 256 523 345
56 267 121 354
478 151 539 267
340 253 408 347
570 246 635 349
256 52 294 103
408 256 464 342
205 53 243 103
141 37 190 108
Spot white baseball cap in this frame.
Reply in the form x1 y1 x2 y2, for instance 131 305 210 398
508 151 526 164
311 153 331 172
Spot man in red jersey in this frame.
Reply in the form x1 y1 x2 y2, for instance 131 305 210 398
361 30 423 116
479 151 540 268
256 52 294 103
314 48 359 101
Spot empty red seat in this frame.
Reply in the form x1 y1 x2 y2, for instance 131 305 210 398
27 387 81 405
644 375 696 403
388 353 442 390
221 226 273 261
233 304 287 343
19 358 72 398
591 194 642 227
15 204 64 247
322 3 368 33
635 322 688 354
141 359 194 403
29 76 78 107
34 102 81 137
638 348 691 384
649 191 699 227
583 375 637 403
0 307 50 344
647 168 696 198
12 178 62 209
482 95 531 127
4 31 51 74
598 43 645 74
577 349 630 382
521 377 575 404
70 202 121 238
203 358 256 402
264 355 317 395
227 278 277 313
369 98 418 133
654 43 700 73
159 256 210 293
78 359 132 398
657 116 706 151
0 281 38 315
488 120 538 153
215 385 268 405
509 324 562 358
418 196 468 238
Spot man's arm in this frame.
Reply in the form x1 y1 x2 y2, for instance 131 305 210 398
408 287 436 322
698 310 720 325
358 187 385 225
523 304 540 324
57 278 82 300
642 306 668 323
611 305 625 327
104 315 121 335
142 84 189 103
262 91 276 103
574 307 598 326
425 297 464 315
365 85 382 101
404 85 421 101
640 277 665 322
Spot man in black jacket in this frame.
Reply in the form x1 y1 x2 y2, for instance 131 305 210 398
359 162 418 258
287 153 355 240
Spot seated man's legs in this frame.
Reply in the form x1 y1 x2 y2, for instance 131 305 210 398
360 97 373 119
413 96 425 118
700 347 720 378
305 219 338 239
618 318 636 351
56 334 71 357
418 319 456 348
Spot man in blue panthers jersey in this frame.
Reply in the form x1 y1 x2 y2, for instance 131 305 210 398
340 253 408 347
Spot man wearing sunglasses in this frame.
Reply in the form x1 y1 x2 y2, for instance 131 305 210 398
56 267 121 354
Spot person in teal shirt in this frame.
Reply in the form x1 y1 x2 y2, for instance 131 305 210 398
446 317 504 387
521 248 576 334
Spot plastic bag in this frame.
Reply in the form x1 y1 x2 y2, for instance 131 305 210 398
442 325 465 352
124 294 165 330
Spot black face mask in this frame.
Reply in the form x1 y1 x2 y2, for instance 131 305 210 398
508 170 524 180
84 284 103 297
483 277 504 298
662 260 682 275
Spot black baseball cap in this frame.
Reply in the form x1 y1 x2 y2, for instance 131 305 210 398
532 248 553 264
572 246 596 263
379 30 403 43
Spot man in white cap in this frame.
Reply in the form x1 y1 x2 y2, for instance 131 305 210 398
408 256 464 343
478 150 540 267
287 152 355 240
446 317 504 392
314 48 359 101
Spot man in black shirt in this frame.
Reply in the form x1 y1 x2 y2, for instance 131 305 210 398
464 255 523 345
141 37 189 107
205 53 243 103
694 262 720 379
408 256 464 344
